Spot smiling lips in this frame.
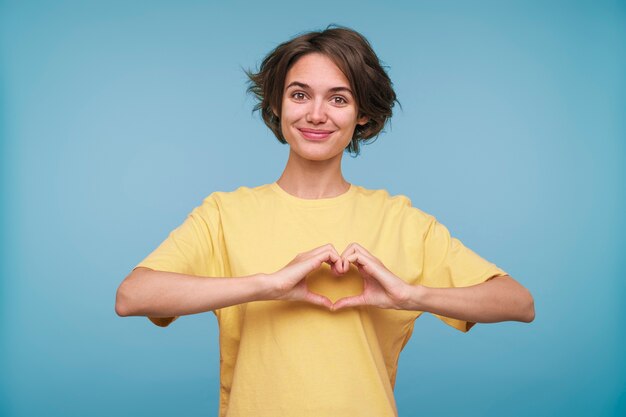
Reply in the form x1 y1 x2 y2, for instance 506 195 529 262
298 128 334 141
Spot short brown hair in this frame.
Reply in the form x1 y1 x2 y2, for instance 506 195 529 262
246 24 399 156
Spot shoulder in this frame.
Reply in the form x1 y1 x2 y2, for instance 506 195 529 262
197 183 274 209
352 184 408 205
352 184 434 222
183 184 270 226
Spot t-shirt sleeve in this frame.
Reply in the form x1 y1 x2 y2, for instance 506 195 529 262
133 194 225 327
420 214 509 333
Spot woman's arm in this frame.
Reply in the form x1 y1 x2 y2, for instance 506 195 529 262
115 267 274 318
115 245 344 319
332 243 535 325
407 275 535 324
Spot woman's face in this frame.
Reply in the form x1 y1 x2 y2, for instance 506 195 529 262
278 53 368 162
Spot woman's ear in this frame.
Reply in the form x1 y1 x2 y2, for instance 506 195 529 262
357 114 369 126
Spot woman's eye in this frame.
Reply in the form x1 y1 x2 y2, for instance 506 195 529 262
292 92 306 100
332 96 347 105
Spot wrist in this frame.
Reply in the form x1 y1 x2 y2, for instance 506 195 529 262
254 273 279 301
404 284 428 311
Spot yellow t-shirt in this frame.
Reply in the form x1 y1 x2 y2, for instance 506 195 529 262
135 182 508 417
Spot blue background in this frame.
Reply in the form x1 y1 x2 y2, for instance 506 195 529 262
1 1 624 416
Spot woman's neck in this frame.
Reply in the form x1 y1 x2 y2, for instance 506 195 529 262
276 151 350 199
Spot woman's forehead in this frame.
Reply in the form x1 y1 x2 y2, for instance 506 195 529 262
284 53 351 92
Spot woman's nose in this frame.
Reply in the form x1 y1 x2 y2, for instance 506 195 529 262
306 100 327 124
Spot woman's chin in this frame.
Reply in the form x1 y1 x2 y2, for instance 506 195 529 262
289 146 343 162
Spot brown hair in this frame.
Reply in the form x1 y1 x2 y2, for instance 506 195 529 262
245 24 399 156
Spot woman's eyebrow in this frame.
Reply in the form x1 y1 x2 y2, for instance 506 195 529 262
285 81 353 95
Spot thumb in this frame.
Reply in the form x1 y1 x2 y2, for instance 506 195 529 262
331 295 365 312
304 291 333 309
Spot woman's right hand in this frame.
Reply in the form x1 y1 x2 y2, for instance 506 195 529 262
268 244 347 309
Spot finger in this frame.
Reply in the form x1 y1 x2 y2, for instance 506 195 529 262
340 242 357 258
299 250 341 279
344 252 406 297
348 245 382 270
289 253 327 278
340 242 372 257
305 291 333 309
314 243 341 258
331 262 344 276
340 244 371 273
353 246 377 262
344 251 378 281
307 244 342 270
353 242 373 255
320 249 342 269
331 295 365 312
344 251 370 269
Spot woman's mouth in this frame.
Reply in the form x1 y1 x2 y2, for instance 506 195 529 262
298 128 333 141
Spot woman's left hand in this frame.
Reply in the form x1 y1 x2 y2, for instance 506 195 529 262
331 243 414 311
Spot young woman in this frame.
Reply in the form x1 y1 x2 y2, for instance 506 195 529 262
115 25 535 417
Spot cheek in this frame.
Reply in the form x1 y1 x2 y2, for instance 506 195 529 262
280 99 304 119
336 112 360 129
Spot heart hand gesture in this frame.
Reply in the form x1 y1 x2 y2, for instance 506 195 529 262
331 242 412 311
269 244 347 309
269 242 413 312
